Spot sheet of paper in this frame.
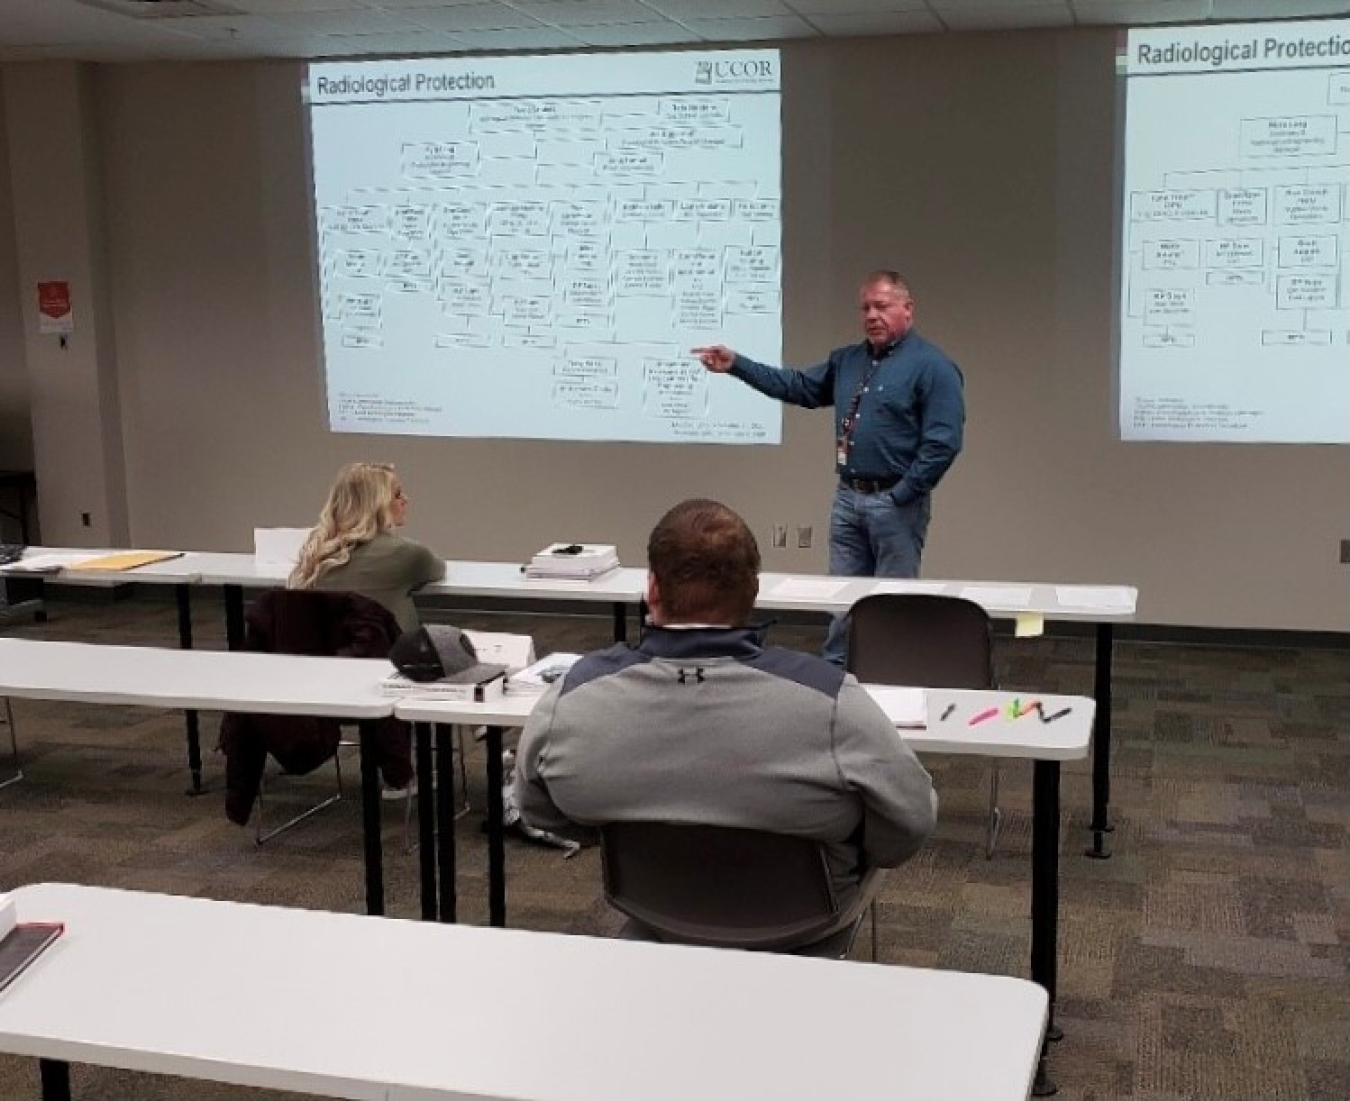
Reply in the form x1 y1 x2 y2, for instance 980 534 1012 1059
870 580 951 595
959 585 1034 609
768 578 850 600
511 653 583 690
254 527 310 567
865 686 928 728
0 552 99 573
1055 585 1135 610
462 630 536 674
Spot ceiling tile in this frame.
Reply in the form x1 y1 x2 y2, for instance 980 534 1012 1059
511 0 663 28
8 0 1342 62
370 0 504 7
401 2 548 31
244 7 423 32
680 15 822 40
568 21 707 45
150 14 291 41
791 0 930 12
441 25 589 48
1210 0 1350 18
645 0 796 16
306 30 472 55
808 11 944 34
1069 0 1213 26
319 29 473 52
217 0 371 13
938 4 1074 31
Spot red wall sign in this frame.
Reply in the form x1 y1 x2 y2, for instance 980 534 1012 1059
37 281 73 334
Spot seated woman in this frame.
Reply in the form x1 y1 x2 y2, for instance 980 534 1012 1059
290 462 446 632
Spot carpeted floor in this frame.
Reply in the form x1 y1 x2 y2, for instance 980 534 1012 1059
0 590 1346 1100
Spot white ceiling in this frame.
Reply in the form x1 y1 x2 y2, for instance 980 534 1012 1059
0 0 1346 63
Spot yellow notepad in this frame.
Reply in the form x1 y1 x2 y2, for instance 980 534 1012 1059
73 550 184 571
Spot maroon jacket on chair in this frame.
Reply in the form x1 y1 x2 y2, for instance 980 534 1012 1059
218 588 413 825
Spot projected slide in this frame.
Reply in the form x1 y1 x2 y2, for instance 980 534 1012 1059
306 52 782 444
1118 20 1349 443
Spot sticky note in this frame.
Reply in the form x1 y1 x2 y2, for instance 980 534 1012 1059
1014 613 1044 638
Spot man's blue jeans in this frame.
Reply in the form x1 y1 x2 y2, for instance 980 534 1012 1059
820 485 932 665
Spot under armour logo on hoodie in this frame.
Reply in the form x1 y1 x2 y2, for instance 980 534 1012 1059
676 667 706 685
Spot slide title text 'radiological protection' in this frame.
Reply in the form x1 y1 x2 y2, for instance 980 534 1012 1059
1135 31 1350 71
314 72 495 100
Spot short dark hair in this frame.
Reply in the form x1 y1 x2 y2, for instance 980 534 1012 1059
647 499 761 625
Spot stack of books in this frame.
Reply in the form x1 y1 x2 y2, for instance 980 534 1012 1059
524 543 619 581
380 669 505 702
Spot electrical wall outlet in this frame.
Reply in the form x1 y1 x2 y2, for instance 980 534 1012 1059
1341 539 1350 565
796 525 813 549
80 512 91 527
772 524 788 549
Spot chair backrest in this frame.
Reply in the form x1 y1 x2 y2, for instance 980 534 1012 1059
846 593 995 689
600 822 843 951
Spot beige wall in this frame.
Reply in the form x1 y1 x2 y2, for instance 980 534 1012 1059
0 81 30 473
2 63 128 546
1 30 1347 630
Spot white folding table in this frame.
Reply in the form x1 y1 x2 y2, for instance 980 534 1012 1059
0 882 1049 1101
0 640 399 917
8 548 1135 855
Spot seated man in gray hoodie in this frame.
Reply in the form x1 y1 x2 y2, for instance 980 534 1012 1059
513 497 938 935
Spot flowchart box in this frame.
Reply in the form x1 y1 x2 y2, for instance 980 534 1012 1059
1143 239 1199 270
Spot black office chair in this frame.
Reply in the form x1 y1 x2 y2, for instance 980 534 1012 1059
600 821 883 960
846 593 1002 857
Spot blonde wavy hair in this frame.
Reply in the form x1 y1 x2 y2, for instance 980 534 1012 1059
289 462 400 589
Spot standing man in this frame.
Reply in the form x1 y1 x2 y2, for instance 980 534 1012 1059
693 270 965 662
514 498 937 944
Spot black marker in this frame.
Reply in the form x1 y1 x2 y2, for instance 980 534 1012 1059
1040 707 1072 724
939 703 956 722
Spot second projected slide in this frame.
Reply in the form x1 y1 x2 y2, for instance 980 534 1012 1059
308 51 782 444
1118 20 1349 443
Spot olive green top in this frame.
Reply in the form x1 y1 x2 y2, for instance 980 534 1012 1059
312 532 445 633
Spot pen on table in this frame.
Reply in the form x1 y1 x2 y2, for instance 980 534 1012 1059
1015 699 1042 719
939 703 956 722
968 707 999 726
1040 706 1072 723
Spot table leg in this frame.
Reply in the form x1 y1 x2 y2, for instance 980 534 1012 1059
435 723 459 924
415 723 436 921
358 720 384 917
17 478 33 544
224 584 245 652
1031 759 1061 1096
39 1058 71 1101
612 601 627 643
1087 622 1114 859
486 726 506 927
175 584 204 796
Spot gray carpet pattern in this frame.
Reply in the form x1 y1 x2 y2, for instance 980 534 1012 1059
0 592 1346 1100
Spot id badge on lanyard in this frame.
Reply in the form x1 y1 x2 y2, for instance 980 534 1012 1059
838 357 881 471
